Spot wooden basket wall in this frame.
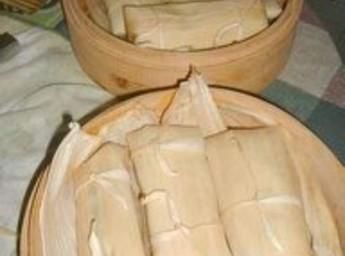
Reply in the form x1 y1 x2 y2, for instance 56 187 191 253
62 0 303 95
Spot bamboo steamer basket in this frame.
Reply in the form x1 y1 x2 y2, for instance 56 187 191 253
62 0 303 95
19 87 345 255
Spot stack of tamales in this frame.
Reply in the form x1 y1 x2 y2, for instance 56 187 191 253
38 72 343 256
87 0 284 50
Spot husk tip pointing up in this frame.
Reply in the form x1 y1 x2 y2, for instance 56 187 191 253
188 65 203 80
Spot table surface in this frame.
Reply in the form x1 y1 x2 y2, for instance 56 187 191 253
0 3 344 255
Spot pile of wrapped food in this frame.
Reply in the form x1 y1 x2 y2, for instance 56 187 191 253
87 0 284 50
39 71 343 256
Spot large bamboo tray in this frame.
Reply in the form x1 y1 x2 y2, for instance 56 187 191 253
62 0 303 95
19 87 345 255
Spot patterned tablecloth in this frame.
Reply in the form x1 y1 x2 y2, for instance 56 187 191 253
0 2 344 255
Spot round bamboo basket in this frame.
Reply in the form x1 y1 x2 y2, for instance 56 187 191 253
62 0 303 95
20 87 345 255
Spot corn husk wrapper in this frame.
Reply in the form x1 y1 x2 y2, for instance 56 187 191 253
99 103 159 145
263 0 282 20
103 0 195 37
284 131 343 256
39 123 103 256
162 71 226 136
298 169 343 256
74 143 148 256
216 100 277 128
103 0 158 37
128 125 231 256
124 0 268 50
39 103 157 256
206 127 312 256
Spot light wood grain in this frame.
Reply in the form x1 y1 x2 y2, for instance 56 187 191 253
61 0 303 95
84 0 111 31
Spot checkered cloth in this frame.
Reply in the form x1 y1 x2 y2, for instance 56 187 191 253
0 2 344 255
263 2 345 164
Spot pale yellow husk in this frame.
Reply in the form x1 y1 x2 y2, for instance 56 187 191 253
283 131 343 256
38 72 342 256
206 127 313 256
39 103 157 256
162 70 226 136
103 0 207 37
128 125 231 256
99 103 159 145
74 143 148 256
124 0 268 50
39 123 103 256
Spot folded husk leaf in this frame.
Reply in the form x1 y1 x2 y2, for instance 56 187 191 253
74 143 148 256
206 127 313 256
104 0 205 37
128 125 231 256
124 0 268 50
162 71 226 136
103 0 159 37
283 131 343 256
99 103 159 145
40 123 103 256
39 106 156 256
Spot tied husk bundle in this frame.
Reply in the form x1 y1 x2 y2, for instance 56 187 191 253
36 71 344 256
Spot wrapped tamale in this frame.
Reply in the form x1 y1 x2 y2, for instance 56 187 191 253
73 142 148 256
99 103 159 145
102 0 162 37
103 0 195 37
124 0 268 50
299 170 343 256
39 106 156 255
128 125 231 256
206 127 313 256
103 0 131 37
103 0 145 37
284 131 343 256
162 71 226 136
40 123 103 256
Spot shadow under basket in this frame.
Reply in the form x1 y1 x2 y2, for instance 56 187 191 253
20 87 345 255
62 0 303 95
